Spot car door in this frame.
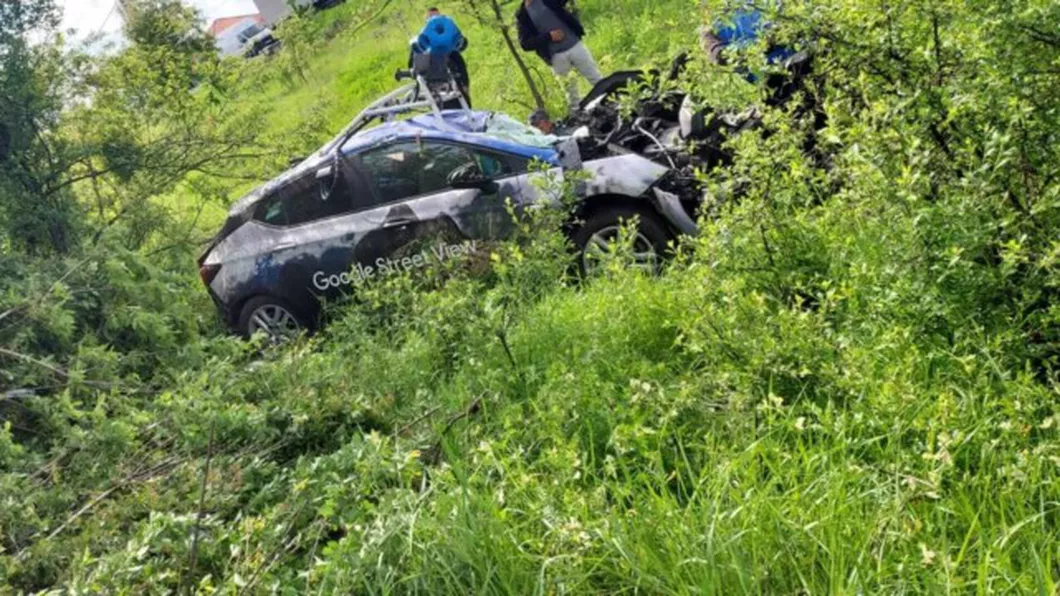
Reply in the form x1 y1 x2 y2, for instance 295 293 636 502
350 139 528 281
245 157 384 314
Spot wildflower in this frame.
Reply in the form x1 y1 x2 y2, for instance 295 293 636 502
920 543 937 567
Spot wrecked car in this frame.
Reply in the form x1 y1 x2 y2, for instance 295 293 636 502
564 47 818 185
198 94 702 340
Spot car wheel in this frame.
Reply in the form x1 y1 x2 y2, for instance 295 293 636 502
238 296 308 342
572 205 673 277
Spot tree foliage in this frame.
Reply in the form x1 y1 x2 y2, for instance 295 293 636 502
0 0 267 256
464 0 548 111
1 0 1059 592
0 0 82 253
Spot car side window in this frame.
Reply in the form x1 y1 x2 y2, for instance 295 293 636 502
359 142 467 204
421 143 477 195
253 167 356 227
473 151 508 178
460 147 525 178
495 152 531 175
358 141 522 204
358 142 423 204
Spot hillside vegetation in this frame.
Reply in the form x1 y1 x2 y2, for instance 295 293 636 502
1 0 1059 593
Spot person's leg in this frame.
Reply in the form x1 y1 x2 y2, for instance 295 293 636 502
550 49 581 112
568 41 602 86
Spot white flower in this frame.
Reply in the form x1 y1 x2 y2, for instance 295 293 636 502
920 543 937 567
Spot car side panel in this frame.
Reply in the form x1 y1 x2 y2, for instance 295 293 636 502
306 181 524 291
205 149 669 329
518 154 670 205
209 180 526 316
207 221 328 326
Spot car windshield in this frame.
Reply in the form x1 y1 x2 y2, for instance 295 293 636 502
483 113 561 149
239 24 263 41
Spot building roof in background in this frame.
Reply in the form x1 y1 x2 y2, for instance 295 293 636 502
207 13 265 36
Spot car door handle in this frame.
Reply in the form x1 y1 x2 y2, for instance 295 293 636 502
273 242 296 251
383 218 415 229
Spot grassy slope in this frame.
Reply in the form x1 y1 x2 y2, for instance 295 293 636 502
203 3 1059 590
5 0 1058 593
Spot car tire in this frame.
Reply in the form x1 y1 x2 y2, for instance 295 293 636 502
237 296 309 342
572 205 673 277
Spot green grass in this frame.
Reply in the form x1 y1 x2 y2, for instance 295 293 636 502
3 0 1059 592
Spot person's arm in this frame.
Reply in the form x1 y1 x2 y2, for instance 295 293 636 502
517 12 551 53
517 12 533 51
548 0 584 37
699 26 728 65
453 21 468 52
554 0 578 19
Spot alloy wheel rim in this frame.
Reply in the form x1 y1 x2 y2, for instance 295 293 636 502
248 304 301 342
581 226 658 275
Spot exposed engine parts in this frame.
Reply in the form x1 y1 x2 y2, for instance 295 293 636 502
555 51 822 219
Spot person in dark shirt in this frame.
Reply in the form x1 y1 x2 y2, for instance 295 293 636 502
528 108 555 134
516 0 602 113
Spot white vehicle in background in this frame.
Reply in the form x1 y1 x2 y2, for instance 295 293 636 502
237 23 280 58
254 0 311 25
210 15 279 59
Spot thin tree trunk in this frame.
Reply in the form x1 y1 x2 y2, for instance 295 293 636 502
498 21 547 110
470 0 547 111
184 420 216 595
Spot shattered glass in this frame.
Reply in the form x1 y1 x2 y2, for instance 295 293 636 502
482 113 563 148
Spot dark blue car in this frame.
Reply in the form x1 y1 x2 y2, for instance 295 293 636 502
198 110 700 340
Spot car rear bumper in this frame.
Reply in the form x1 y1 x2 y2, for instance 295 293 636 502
203 285 237 329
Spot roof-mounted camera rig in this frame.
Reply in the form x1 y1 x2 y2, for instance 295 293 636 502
320 52 470 157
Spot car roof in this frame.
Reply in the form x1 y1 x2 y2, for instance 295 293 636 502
229 110 558 215
338 110 559 163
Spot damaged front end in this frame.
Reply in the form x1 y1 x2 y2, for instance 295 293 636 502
557 67 711 226
650 169 702 237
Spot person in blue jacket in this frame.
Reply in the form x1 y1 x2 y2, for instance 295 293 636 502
699 2 797 82
409 8 472 107
685 2 825 156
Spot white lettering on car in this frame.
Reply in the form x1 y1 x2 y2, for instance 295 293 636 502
310 240 479 291
312 271 330 291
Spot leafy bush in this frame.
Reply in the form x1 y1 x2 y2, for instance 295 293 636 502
2 0 1059 592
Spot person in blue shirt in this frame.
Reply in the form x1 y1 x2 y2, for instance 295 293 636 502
699 2 797 82
409 8 472 107
697 1 820 113
686 2 825 160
